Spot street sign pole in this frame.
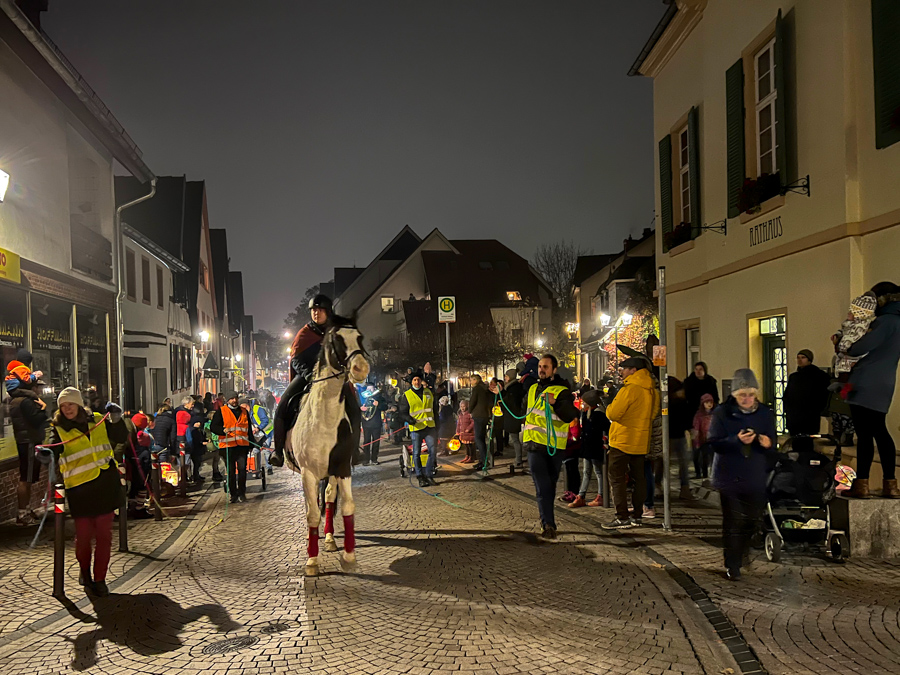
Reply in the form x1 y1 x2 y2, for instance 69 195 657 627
445 322 450 383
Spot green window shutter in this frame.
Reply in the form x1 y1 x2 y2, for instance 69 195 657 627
774 9 788 181
659 134 673 250
873 0 900 149
725 59 745 218
688 106 701 239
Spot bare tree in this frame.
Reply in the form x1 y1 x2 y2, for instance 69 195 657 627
531 240 591 318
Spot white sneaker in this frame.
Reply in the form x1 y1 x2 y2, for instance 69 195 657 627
642 506 656 519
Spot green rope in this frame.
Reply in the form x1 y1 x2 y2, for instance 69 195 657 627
496 387 560 457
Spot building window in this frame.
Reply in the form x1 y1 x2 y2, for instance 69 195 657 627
872 0 900 149
754 38 778 176
199 260 209 291
381 296 394 313
506 291 522 301
125 249 136 301
141 256 151 305
659 106 700 251
156 265 164 309
478 262 493 270
76 306 109 404
687 328 701 371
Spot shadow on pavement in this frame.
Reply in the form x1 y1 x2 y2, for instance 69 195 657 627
67 592 242 671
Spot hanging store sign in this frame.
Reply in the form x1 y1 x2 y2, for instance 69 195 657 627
0 246 21 284
749 215 783 247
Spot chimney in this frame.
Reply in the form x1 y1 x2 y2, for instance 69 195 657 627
15 0 48 30
642 227 653 239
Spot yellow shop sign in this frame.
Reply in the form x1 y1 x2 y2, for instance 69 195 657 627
0 246 21 284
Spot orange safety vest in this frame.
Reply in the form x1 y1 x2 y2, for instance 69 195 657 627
219 406 250 449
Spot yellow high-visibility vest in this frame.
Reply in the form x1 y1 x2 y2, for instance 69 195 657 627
219 406 250 448
404 388 435 432
522 384 568 450
252 405 274 435
56 412 116 490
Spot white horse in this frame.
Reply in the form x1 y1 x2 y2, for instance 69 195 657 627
283 315 369 576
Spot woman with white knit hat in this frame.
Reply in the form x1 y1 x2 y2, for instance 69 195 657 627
49 387 128 597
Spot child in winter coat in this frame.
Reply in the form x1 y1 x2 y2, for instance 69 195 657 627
691 393 715 479
456 400 476 463
831 292 878 395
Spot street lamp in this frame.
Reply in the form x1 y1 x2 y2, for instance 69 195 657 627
621 313 633 326
235 353 242 362
283 331 291 339
599 314 611 327
536 338 544 348
0 169 9 202
199 330 210 344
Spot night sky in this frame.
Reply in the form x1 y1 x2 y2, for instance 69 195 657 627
43 1 664 331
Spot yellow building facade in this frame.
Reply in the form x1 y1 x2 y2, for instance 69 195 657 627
636 0 900 465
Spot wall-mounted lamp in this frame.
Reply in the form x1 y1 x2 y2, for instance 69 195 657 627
0 169 9 202
599 314 611 327
199 330 210 343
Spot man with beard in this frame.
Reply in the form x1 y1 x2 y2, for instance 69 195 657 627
522 354 580 540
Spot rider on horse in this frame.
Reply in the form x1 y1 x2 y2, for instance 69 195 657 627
270 293 333 467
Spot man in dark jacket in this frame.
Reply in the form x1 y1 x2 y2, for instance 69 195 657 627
498 369 526 467
399 371 440 486
6 351 49 526
783 349 831 435
522 354 580 539
684 361 719 418
361 384 384 465
467 374 492 470
150 405 177 462
210 392 253 502
188 399 208 481
271 294 331 465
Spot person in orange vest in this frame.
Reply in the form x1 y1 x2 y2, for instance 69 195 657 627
209 391 252 503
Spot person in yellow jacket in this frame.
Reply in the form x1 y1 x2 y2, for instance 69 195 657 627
601 357 660 530
48 387 128 597
520 354 580 540
399 370 439 487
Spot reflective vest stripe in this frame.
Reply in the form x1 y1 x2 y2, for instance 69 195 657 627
219 407 250 448
56 412 115 490
405 389 435 432
521 384 568 450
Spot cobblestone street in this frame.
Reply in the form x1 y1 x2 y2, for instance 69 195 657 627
1 444 899 675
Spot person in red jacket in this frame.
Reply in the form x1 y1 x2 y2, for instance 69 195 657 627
456 400 476 463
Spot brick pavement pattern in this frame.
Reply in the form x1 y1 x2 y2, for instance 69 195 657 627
0 444 895 674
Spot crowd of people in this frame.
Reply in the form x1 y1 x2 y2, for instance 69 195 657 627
4 281 900 592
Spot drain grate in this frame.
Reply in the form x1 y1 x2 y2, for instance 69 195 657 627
259 623 291 635
202 636 259 655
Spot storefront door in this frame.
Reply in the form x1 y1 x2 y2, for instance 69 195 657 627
763 334 787 433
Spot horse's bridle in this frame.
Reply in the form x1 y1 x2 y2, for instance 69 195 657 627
311 347 368 385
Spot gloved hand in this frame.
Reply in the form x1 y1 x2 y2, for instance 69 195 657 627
35 445 54 465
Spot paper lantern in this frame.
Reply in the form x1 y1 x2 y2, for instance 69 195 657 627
492 405 503 417
448 438 461 452
390 378 398 387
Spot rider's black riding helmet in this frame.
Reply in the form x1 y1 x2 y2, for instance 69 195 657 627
309 294 333 315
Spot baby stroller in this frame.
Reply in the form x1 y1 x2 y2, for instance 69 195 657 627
763 434 849 563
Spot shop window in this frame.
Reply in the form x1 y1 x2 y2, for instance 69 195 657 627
0 287 28 410
156 265 164 309
76 306 109 405
141 256 151 305
126 249 136 301
31 296 74 405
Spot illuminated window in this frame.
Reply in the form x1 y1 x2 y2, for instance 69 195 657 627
506 291 521 301
381 296 395 313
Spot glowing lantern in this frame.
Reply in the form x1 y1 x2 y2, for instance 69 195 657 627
390 378 398 387
492 405 503 417
448 438 461 452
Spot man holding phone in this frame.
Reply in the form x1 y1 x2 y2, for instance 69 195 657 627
707 368 777 581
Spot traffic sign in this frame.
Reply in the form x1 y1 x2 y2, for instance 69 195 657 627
438 296 456 323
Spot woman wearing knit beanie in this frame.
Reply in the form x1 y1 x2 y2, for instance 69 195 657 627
49 387 128 597
707 369 777 581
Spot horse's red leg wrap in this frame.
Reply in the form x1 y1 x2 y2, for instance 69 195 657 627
308 527 319 558
342 515 355 553
324 502 335 535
